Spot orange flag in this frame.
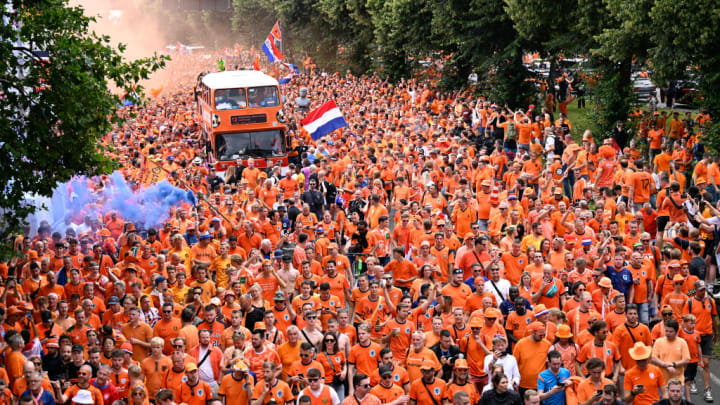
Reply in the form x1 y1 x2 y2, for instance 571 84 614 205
140 157 168 185
253 54 260 71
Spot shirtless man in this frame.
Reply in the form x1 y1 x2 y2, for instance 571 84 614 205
54 300 76 332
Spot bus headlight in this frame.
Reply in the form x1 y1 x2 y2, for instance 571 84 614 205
276 110 286 123
212 114 220 128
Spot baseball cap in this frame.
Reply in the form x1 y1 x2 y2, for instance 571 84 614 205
121 341 133 354
273 291 285 301
695 280 707 291
186 363 198 372
72 344 84 353
379 365 393 376
108 296 120 305
454 359 469 369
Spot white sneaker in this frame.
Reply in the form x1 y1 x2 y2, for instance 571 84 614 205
704 389 713 403
689 382 698 394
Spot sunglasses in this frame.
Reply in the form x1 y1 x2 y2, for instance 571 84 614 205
324 339 335 343
382 374 392 379
306 316 317 320
360 384 371 388
662 312 673 316
300 353 311 357
308 378 320 382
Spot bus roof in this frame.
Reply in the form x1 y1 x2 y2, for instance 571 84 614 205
201 70 279 90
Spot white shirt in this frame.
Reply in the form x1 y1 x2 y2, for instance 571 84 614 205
484 278 511 303
483 353 520 388
197 346 215 383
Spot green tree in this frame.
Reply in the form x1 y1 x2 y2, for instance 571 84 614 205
485 41 536 108
366 0 434 81
649 0 720 153
0 0 166 246
231 0 278 48
316 0 374 74
433 0 519 89
504 0 578 89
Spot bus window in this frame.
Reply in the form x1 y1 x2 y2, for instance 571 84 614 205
247 86 279 108
214 88 247 110
214 129 285 161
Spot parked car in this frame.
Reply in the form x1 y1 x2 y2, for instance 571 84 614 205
674 80 702 108
632 73 656 101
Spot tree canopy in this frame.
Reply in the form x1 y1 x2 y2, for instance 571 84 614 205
0 0 166 243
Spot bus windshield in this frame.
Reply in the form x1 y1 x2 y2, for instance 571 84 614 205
215 130 285 160
247 86 280 108
214 88 247 110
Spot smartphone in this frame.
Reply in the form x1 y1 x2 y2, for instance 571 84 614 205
597 390 603 396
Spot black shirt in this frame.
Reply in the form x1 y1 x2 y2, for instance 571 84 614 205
244 306 265 331
430 342 462 382
479 388 523 405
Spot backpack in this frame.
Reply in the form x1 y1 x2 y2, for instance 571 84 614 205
506 121 517 140
554 134 565 156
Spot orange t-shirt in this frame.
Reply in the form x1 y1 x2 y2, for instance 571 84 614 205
623 365 665 405
513 337 552 389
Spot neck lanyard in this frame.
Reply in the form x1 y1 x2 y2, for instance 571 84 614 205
31 389 44 405
593 341 607 366
602 294 611 318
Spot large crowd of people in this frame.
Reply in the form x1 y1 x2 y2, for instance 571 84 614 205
0 50 718 405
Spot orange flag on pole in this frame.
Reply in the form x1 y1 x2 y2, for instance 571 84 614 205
253 54 260 71
140 157 168 185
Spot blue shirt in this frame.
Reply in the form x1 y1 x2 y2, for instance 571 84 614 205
538 367 570 405
604 265 634 298
499 298 532 316
464 276 487 292
21 389 56 405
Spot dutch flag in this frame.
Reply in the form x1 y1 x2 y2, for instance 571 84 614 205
261 21 284 62
301 100 349 141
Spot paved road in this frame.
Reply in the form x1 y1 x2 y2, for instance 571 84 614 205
687 359 719 403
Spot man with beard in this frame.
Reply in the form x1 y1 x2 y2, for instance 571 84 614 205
251 361 294 405
51 364 103 405
431 330 462 381
41 339 64 381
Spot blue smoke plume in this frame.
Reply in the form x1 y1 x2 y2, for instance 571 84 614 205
26 171 196 234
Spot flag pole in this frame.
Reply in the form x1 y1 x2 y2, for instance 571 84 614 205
278 20 284 59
